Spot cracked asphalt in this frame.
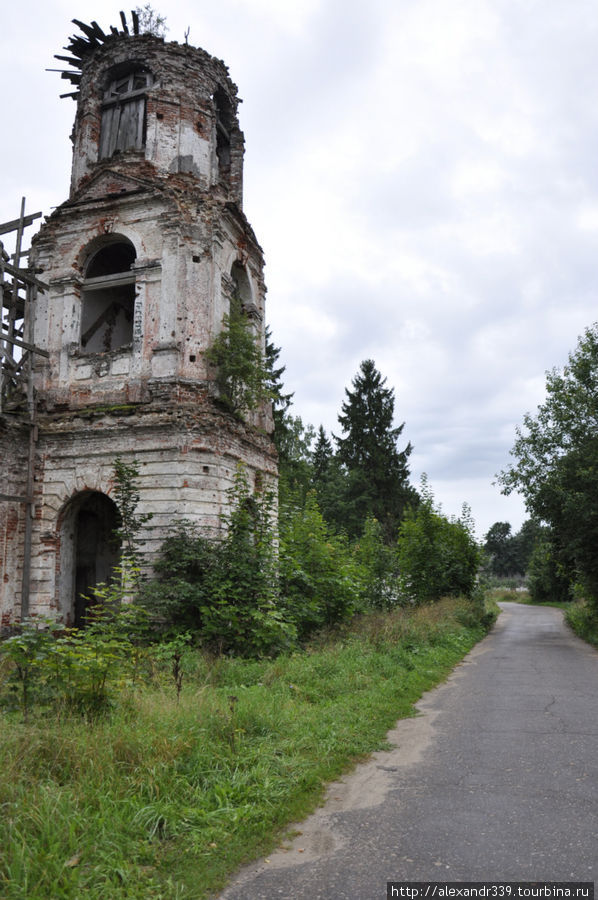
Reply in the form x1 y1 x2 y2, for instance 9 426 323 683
217 602 598 899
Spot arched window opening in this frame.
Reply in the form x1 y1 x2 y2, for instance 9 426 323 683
100 67 153 159
231 261 259 322
59 492 121 628
213 87 233 183
81 240 136 353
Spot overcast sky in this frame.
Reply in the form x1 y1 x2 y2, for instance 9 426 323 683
2 0 598 538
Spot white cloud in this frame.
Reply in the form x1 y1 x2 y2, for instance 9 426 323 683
4 0 598 538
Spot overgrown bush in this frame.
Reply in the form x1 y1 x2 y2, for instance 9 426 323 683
0 594 150 719
278 492 360 639
352 516 403 610
565 600 598 646
0 617 60 719
397 478 479 605
204 297 272 417
141 467 293 656
527 537 573 604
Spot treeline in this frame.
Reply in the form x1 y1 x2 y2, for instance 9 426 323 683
0 350 489 720
2 341 486 713
140 349 482 655
482 519 539 580
481 518 563 603
496 322 598 615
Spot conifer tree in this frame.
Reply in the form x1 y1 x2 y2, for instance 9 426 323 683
335 359 414 539
312 425 333 481
309 425 348 532
264 327 293 445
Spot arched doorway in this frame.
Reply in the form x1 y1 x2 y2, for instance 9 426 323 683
58 492 121 627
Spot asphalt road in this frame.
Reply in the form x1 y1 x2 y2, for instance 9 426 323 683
217 602 598 899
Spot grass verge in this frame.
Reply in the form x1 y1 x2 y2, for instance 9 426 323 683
564 601 598 647
0 597 495 900
486 587 531 604
487 587 572 610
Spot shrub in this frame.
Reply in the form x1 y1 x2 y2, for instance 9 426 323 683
352 517 403 610
0 594 151 719
204 298 272 417
0 617 60 718
278 492 360 640
397 478 480 604
565 601 598 646
527 537 573 604
141 467 293 656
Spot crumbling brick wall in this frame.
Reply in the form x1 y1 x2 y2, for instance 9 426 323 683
0 31 277 625
0 417 29 627
28 394 277 622
70 35 245 206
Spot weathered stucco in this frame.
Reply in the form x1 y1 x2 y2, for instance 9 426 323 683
0 32 277 627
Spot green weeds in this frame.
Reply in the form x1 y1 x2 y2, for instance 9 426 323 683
565 601 598 646
0 598 494 900
487 587 531 604
487 586 575 610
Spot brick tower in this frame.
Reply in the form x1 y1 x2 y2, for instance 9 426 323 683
0 18 276 626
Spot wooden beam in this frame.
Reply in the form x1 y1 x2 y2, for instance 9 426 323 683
83 271 135 289
90 21 108 40
0 333 49 358
0 262 47 291
72 19 101 43
0 212 41 236
54 55 82 66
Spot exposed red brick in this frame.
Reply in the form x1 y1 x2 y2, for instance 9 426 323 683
1 32 277 626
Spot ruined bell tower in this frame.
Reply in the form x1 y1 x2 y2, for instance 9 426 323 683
0 17 277 627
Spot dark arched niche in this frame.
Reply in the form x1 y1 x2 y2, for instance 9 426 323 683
58 491 121 627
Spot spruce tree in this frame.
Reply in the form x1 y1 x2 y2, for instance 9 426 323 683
312 425 333 481
335 359 414 539
264 327 293 444
310 425 348 532
264 329 313 496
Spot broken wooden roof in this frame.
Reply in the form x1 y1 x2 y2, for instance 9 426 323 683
52 11 144 100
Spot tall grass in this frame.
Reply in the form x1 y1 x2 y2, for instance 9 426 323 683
487 586 530 604
565 601 598 646
0 597 494 899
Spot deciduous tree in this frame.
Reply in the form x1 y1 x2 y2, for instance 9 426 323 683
499 323 598 605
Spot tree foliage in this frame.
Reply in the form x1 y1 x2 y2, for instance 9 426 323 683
499 323 598 604
135 4 168 36
526 529 574 604
353 517 402 610
205 299 272 418
276 415 315 501
397 478 479 605
483 519 541 579
278 492 360 640
335 359 414 539
141 466 291 656
484 522 516 577
265 327 293 446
